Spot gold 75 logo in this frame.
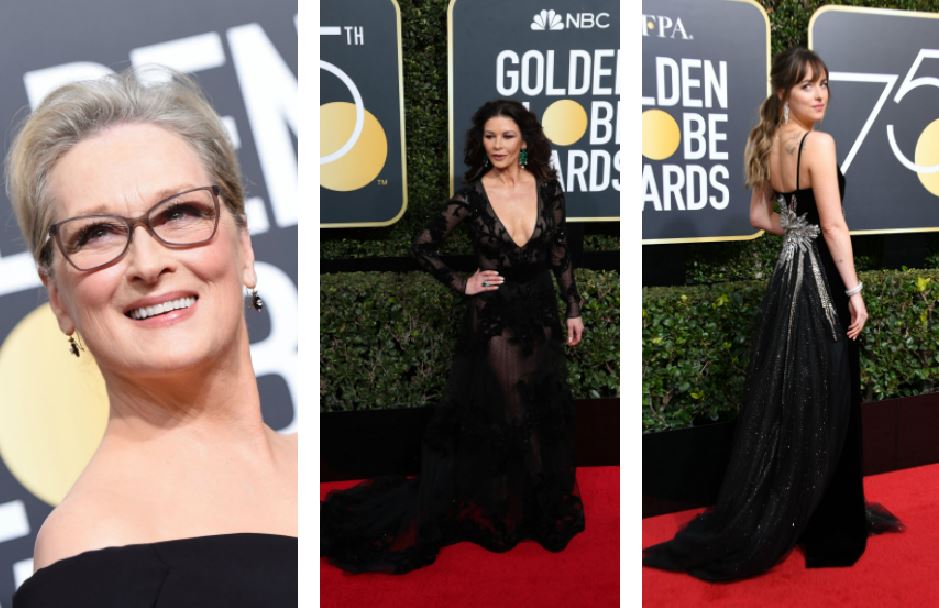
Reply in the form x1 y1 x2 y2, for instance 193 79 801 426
832 49 939 194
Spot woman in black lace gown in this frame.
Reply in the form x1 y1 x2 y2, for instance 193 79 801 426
642 48 901 581
321 100 586 573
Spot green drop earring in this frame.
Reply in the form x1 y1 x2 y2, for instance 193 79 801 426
519 149 528 168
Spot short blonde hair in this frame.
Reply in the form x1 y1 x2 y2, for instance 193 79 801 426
5 68 245 269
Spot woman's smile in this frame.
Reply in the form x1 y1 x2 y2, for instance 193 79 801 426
124 292 199 324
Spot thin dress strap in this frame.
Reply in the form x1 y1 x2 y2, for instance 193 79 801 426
795 131 810 191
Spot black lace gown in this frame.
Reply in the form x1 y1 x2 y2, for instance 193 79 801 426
642 133 900 581
321 177 586 574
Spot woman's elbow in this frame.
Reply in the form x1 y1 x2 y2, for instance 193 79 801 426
820 220 848 239
750 211 768 231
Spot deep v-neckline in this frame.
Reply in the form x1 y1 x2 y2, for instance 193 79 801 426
479 178 540 249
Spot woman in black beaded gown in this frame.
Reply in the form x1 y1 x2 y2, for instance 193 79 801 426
321 100 586 573
642 48 901 581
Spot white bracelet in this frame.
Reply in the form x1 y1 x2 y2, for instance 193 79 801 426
845 282 863 296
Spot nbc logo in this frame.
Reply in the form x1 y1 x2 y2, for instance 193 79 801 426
531 9 611 31
531 9 563 31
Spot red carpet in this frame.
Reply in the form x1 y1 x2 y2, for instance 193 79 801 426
643 463 939 606
320 466 619 607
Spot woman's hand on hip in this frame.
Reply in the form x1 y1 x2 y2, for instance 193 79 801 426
566 316 584 347
464 268 504 295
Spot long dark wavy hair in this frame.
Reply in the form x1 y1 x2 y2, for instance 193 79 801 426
744 47 829 188
464 100 557 183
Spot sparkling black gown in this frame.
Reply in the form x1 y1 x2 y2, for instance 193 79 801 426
642 133 901 581
321 177 586 573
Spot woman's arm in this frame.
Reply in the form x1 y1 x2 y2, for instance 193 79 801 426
749 184 783 235
807 132 867 339
411 195 472 294
548 180 584 346
411 193 504 296
807 133 859 290
548 180 583 320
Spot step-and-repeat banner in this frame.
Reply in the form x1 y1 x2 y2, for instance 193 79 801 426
643 2 939 243
450 0 620 221
811 6 939 234
0 1 296 601
320 0 407 227
641 0 769 243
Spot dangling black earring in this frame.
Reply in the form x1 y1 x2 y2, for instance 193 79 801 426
251 289 264 312
68 334 82 357
519 149 529 168
483 158 491 169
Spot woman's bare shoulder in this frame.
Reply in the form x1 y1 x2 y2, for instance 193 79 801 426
804 130 836 154
32 483 139 570
31 449 151 570
801 131 837 171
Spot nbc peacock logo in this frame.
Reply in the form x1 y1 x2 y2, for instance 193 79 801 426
531 9 563 31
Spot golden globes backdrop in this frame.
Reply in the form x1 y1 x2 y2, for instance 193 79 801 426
811 6 939 234
449 0 621 221
641 0 769 243
0 1 296 601
320 0 407 227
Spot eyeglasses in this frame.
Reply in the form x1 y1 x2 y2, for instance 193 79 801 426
47 185 221 271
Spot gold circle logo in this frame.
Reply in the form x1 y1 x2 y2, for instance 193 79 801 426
542 99 588 146
642 110 681 160
914 118 939 197
320 102 389 192
0 305 108 505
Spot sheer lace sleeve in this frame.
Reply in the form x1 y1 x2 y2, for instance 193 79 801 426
411 193 471 294
548 180 582 318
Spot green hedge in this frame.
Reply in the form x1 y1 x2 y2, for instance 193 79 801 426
320 0 618 259
766 0 939 53
684 229 939 285
643 269 939 433
321 269 619 412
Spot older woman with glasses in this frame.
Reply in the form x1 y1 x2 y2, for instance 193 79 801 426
7 70 297 607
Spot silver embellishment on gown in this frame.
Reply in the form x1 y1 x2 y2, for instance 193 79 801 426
776 195 840 341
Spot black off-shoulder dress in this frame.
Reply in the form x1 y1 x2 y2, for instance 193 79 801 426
12 533 297 607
